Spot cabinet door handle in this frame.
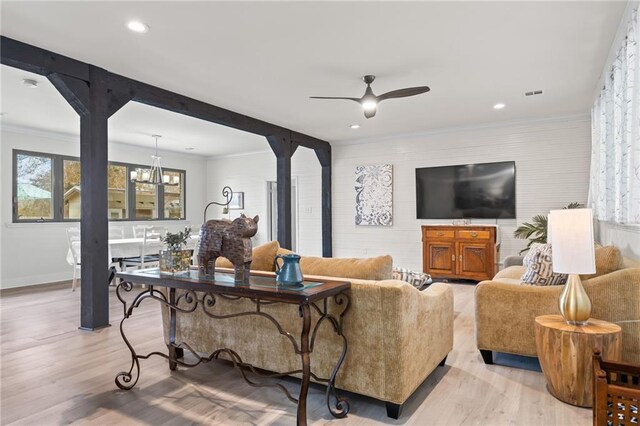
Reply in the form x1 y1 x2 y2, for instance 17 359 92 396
459 255 463 262
470 232 478 238
437 232 444 237
451 254 455 262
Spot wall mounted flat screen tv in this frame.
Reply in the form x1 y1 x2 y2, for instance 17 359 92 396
416 161 516 219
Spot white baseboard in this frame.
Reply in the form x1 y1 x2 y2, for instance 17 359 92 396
1 271 73 289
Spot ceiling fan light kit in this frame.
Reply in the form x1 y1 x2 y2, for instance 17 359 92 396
310 74 430 119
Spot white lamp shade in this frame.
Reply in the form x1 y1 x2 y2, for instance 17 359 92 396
549 208 596 274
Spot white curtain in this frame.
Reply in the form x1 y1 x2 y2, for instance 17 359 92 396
590 8 640 224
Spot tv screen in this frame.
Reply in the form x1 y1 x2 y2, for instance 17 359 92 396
416 161 516 219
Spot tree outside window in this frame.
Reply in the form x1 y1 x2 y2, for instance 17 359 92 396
15 153 53 220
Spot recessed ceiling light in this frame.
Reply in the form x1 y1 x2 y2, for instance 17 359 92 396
185 147 195 151
493 103 506 110
349 124 360 129
23 78 38 89
127 21 149 33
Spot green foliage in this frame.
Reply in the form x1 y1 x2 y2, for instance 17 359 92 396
162 227 192 250
513 202 584 254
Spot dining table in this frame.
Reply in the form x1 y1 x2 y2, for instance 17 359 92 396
66 235 201 283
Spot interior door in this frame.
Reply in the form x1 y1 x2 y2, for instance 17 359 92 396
425 242 455 276
267 180 298 252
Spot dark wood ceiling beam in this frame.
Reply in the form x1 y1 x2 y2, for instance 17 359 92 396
47 73 90 116
1 36 332 151
314 146 332 257
47 67 134 330
0 36 90 81
266 135 293 249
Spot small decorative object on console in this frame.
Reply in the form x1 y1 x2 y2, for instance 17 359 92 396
274 253 304 287
198 214 259 283
159 227 192 274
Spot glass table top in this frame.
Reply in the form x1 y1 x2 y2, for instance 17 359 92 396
131 268 324 292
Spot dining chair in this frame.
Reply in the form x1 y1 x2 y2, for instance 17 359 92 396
109 225 126 239
122 225 167 272
132 225 146 238
66 227 81 292
109 224 128 271
66 227 121 291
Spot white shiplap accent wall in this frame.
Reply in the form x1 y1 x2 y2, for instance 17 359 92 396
331 116 592 270
206 147 323 256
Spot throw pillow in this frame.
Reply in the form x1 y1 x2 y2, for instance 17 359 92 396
580 245 623 280
521 243 568 286
392 267 432 290
216 240 280 272
522 242 544 266
299 255 393 281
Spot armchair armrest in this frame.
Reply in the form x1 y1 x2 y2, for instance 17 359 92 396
475 281 562 357
503 255 524 268
379 281 454 404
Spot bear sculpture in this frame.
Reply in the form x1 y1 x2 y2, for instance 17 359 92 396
198 214 259 283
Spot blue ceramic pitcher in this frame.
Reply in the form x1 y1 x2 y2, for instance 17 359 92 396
274 254 304 286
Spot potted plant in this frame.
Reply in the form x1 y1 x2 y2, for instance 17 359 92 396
513 202 583 254
159 227 192 274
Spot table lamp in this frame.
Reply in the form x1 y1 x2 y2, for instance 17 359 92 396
549 208 596 325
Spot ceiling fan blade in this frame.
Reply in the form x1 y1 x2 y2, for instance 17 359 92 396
377 86 430 102
364 108 377 119
310 96 361 103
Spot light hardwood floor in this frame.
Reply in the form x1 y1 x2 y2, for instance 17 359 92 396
0 282 591 425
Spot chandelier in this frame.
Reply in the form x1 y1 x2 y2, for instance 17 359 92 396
130 135 179 186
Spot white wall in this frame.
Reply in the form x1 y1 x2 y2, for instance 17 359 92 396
206 147 323 256
597 222 640 260
331 116 592 270
204 115 593 271
0 126 208 288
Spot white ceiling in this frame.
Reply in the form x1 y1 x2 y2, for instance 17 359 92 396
0 65 270 157
0 1 626 149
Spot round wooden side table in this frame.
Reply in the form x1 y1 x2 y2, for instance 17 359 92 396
534 314 621 408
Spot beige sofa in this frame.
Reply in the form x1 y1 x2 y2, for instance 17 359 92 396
475 246 640 365
161 242 454 419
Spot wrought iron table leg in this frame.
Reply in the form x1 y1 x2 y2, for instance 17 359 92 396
115 281 141 390
168 287 179 371
297 304 311 426
326 292 351 418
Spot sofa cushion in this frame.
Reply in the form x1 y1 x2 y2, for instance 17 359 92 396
521 243 568 286
216 240 280 272
522 242 544 266
300 255 393 281
276 247 296 256
580 245 623 280
392 267 431 289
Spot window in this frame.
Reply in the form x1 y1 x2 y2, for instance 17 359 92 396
108 165 127 219
14 152 54 221
12 150 186 222
163 171 184 219
63 159 81 219
135 181 157 219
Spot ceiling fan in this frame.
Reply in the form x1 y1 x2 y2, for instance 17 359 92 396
310 75 430 119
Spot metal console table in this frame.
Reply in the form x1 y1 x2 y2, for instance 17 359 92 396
114 268 351 426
